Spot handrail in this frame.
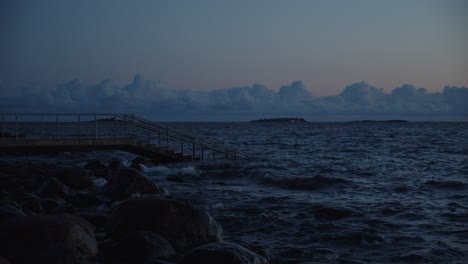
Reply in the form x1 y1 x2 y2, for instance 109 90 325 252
0 113 247 160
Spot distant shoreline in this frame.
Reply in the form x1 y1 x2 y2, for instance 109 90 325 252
250 117 307 123
346 120 409 123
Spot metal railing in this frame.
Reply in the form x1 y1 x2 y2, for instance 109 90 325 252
0 113 245 160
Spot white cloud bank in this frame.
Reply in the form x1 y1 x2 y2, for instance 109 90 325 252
0 75 466 121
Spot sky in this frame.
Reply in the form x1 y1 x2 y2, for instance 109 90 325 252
0 0 467 121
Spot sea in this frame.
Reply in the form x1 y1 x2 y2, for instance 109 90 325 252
5 121 468 263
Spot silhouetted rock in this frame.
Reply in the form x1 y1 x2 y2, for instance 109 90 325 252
105 195 223 252
37 177 70 198
68 190 101 207
77 212 108 230
106 230 175 264
55 166 93 189
0 214 97 263
85 160 111 179
179 242 268 264
0 256 11 264
0 205 26 220
18 193 43 213
108 158 124 175
104 168 163 200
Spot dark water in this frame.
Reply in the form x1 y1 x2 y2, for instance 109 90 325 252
148 122 468 263
5 122 468 263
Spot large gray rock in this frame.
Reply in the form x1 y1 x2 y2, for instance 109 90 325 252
104 168 163 200
106 230 175 264
105 195 223 252
179 242 268 264
0 214 97 263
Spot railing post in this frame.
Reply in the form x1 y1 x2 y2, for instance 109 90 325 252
192 143 195 161
124 115 127 136
77 115 80 138
56 114 59 139
95 114 98 138
201 139 204 160
132 115 135 137
15 113 18 139
1 114 4 138
41 115 44 137
166 127 169 147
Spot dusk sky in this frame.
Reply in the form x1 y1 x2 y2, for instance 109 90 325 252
1 0 467 121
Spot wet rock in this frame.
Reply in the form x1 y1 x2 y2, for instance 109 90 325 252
41 198 60 213
37 177 70 198
105 195 223 252
106 230 175 264
104 168 163 200
130 157 155 171
0 214 97 263
55 166 93 189
68 190 101 207
77 212 108 230
85 160 111 179
0 256 10 264
179 242 268 264
26 244 91 264
18 193 43 213
108 158 124 175
0 205 26 220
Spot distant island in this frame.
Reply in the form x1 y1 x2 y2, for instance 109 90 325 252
348 120 409 123
250 118 307 123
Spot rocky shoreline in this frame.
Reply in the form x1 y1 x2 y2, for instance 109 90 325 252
0 157 277 264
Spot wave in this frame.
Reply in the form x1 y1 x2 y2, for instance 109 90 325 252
141 165 200 177
260 175 351 191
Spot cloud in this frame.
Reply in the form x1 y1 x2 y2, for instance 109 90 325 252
0 75 466 121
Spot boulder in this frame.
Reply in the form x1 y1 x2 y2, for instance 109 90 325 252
55 166 93 189
36 177 70 198
108 158 124 175
68 190 101 207
85 160 111 179
18 193 43 213
0 205 26 221
105 195 223 252
179 242 268 264
0 214 97 263
0 256 10 264
41 198 60 213
77 212 108 230
104 168 163 200
106 230 175 264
